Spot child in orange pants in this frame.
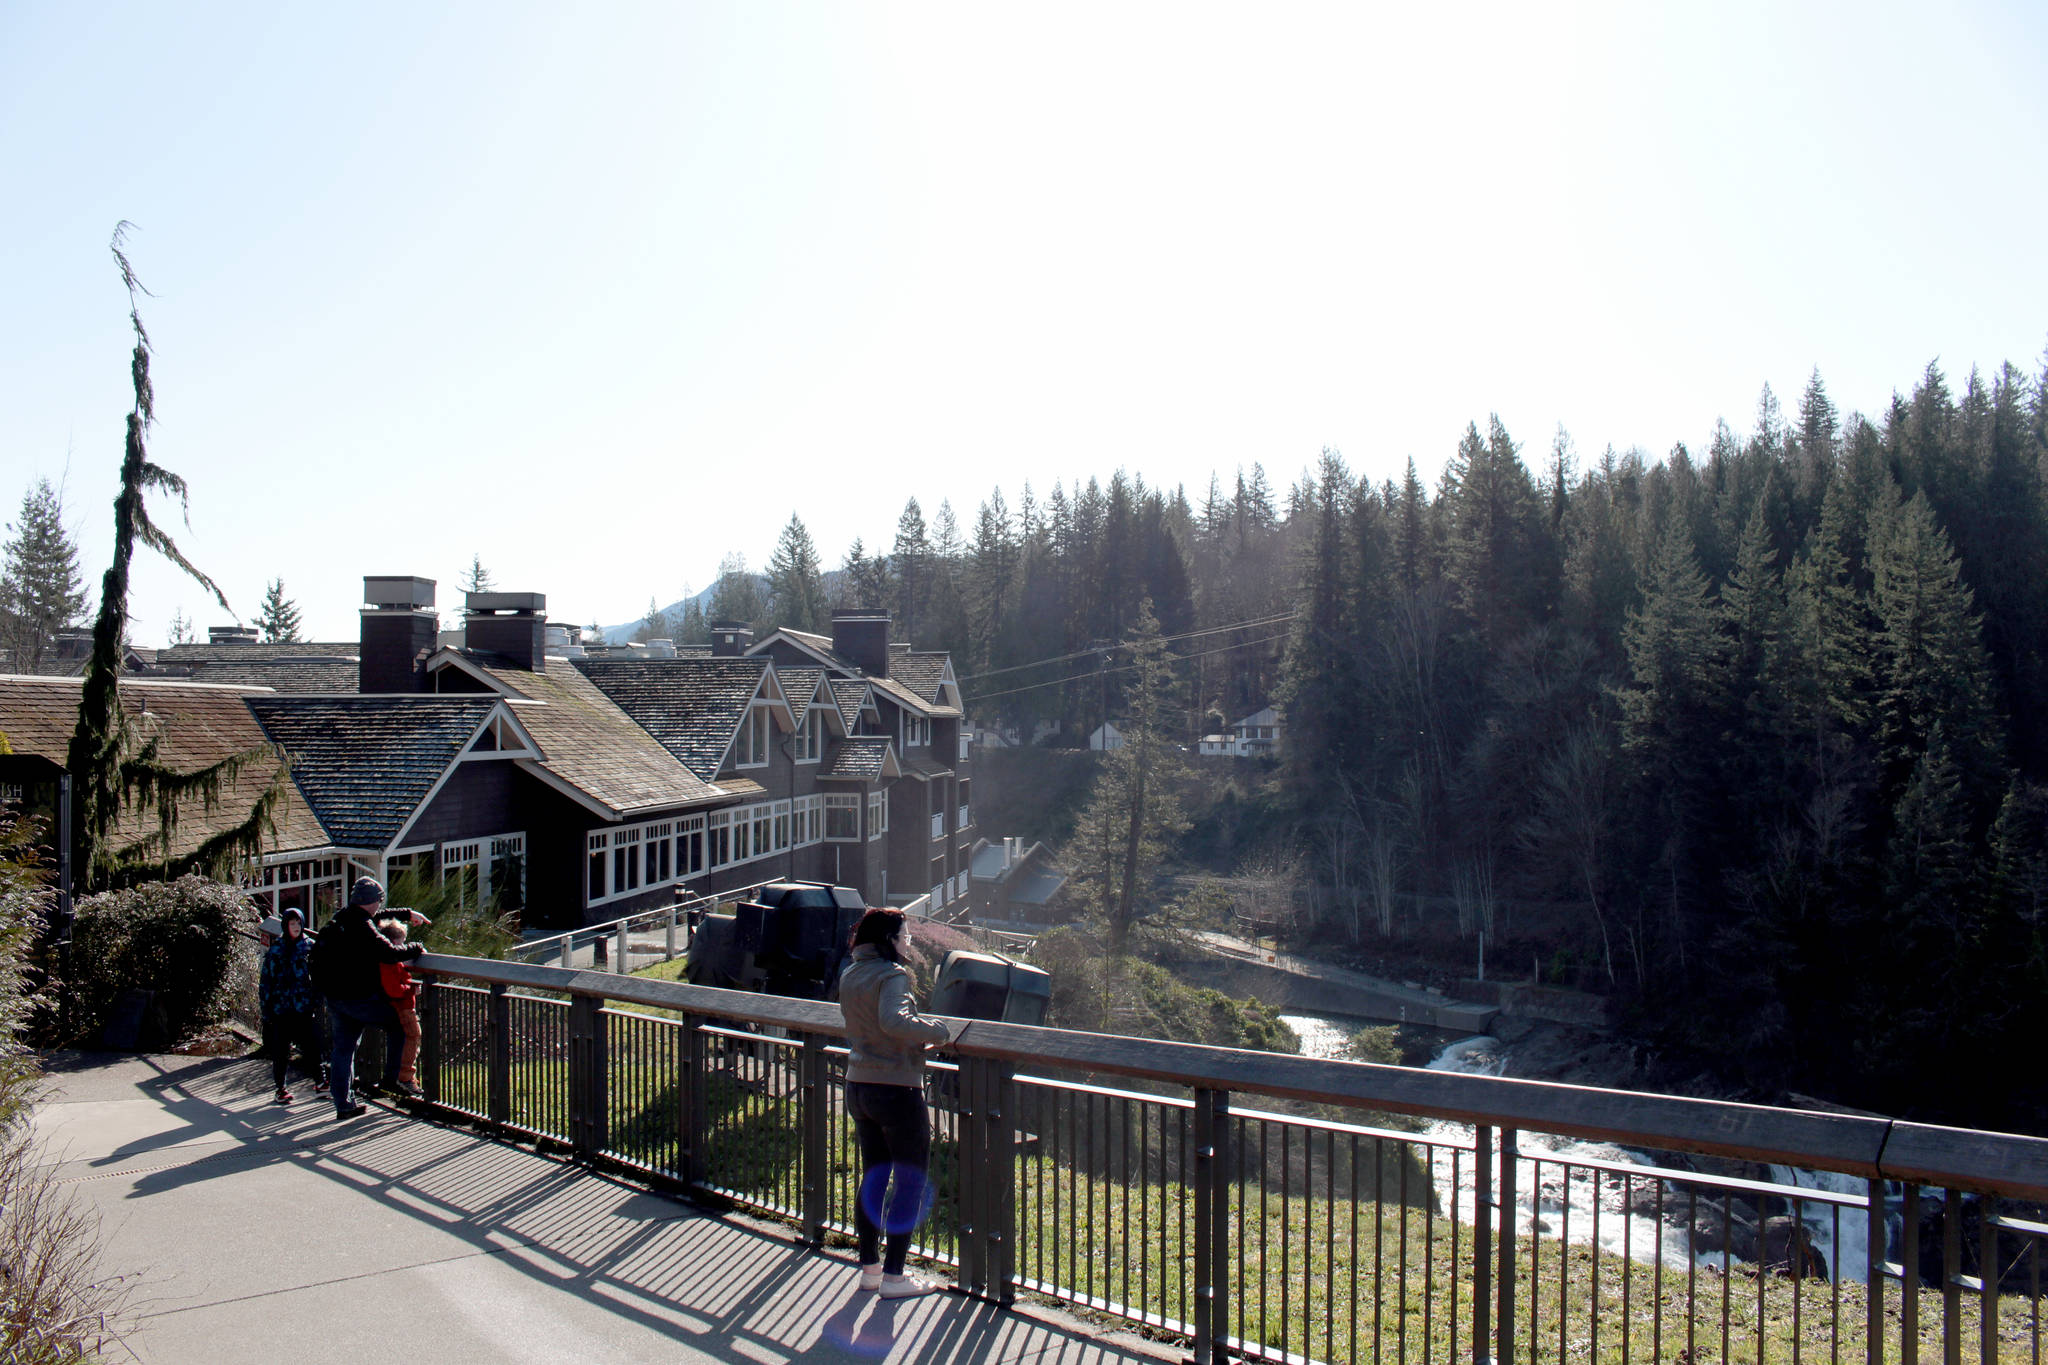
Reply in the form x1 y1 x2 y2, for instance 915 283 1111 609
378 918 424 1096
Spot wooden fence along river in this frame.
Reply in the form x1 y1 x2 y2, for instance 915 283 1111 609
408 953 2048 1365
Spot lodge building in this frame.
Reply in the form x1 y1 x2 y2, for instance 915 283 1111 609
0 577 975 930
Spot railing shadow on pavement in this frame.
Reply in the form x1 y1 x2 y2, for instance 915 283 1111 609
45 1050 1167 1365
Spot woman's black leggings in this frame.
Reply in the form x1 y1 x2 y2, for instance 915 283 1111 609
845 1081 931 1275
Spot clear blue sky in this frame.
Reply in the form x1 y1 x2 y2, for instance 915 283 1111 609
4 2 2045 643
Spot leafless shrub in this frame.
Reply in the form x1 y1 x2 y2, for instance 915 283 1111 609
0 1120 135 1362
0 873 134 1360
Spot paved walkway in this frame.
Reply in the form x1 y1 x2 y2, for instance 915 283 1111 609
31 1051 1172 1365
1191 930 1497 1031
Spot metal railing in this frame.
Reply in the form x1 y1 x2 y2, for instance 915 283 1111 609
515 881 793 971
411 954 2048 1365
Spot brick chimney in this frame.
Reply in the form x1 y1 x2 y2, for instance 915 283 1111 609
465 591 547 670
831 610 890 678
710 619 753 657
359 577 438 693
206 625 259 646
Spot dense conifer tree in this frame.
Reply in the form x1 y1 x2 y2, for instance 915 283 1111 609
256 578 302 643
0 478 89 669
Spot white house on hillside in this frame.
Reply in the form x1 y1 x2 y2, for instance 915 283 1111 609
1198 705 1281 758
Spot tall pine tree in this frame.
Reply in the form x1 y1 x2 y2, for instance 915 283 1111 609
0 477 89 670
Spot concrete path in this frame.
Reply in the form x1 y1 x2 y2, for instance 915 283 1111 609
1192 930 1498 1031
31 1051 1172 1365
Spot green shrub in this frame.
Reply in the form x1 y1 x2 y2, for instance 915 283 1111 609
1032 927 1299 1053
380 867 518 960
63 875 254 1045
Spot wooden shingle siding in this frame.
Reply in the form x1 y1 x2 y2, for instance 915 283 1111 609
399 760 520 846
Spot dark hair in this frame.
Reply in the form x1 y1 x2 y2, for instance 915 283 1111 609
849 908 907 962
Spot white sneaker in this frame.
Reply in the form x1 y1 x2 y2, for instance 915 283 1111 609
878 1272 937 1300
859 1262 883 1292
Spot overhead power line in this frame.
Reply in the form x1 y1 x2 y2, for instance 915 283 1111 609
961 630 1295 704
955 610 1297 684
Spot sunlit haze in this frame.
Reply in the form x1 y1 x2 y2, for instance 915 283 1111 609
4 1 2044 641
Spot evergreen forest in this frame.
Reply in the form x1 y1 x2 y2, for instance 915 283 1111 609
778 356 2048 1132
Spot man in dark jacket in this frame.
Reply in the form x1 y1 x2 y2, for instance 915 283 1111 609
322 877 426 1121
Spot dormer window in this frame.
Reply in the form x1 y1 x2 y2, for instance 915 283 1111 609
735 704 773 769
901 713 930 748
793 707 824 763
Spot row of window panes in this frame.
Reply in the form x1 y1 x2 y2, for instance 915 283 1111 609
587 797 841 905
385 833 525 912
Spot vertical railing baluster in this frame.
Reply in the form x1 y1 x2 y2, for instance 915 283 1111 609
1945 1187 1964 1365
1474 1124 1494 1365
487 982 511 1126
679 1012 703 1188
799 1032 827 1245
1904 1184 1923 1365
568 994 590 1155
1867 1178 1887 1365
988 1060 1016 1305
1981 1195 2000 1365
419 973 442 1107
957 1058 985 1293
1498 1127 1518 1362
1192 1087 1228 1365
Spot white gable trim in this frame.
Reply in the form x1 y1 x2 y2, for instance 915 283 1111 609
387 701 546 850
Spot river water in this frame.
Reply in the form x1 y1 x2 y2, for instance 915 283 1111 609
1278 1012 1880 1281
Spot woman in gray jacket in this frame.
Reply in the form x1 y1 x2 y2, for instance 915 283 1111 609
839 909 950 1298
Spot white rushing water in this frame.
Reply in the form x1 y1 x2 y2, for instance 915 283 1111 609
1278 1014 1880 1280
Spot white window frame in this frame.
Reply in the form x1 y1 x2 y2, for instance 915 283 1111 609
771 799 791 854
868 790 887 841
825 793 861 842
587 831 610 903
793 708 823 763
707 810 733 869
736 704 773 769
488 833 526 908
676 816 705 878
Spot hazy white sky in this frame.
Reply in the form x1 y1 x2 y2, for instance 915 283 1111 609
4 2 2045 643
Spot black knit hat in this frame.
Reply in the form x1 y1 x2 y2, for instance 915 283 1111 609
348 876 385 907
279 906 305 926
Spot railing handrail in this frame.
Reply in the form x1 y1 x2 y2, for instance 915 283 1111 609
413 951 2048 1201
515 879 784 959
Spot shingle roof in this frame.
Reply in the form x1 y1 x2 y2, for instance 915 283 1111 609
870 674 958 719
779 667 824 725
751 629 867 674
898 752 954 781
0 675 329 857
890 652 950 704
163 659 360 693
819 738 894 781
572 657 770 781
246 695 498 849
464 656 726 815
828 679 871 730
158 641 359 663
